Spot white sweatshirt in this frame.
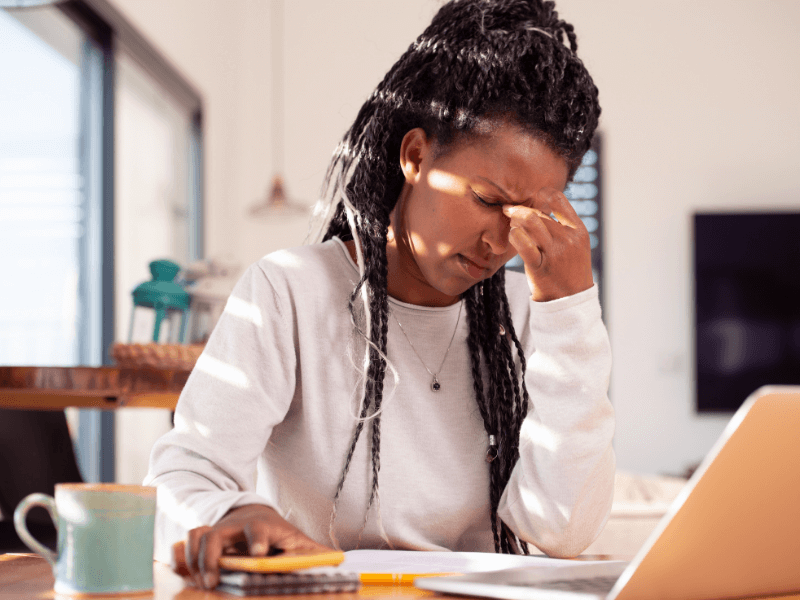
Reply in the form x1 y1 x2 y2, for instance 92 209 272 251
145 238 615 561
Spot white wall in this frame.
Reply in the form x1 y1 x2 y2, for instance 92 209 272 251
107 0 800 481
560 1 800 475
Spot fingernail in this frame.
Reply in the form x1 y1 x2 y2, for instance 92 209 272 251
251 542 268 556
203 573 215 589
502 204 517 216
509 227 525 245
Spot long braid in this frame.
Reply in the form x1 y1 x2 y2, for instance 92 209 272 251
313 0 600 553
479 269 531 553
362 212 390 521
499 288 531 449
464 282 503 550
325 101 402 545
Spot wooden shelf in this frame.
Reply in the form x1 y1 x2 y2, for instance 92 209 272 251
0 366 188 410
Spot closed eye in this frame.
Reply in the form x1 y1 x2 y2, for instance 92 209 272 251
472 192 503 209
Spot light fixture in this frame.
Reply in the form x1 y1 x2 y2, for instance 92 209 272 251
249 0 307 217
249 174 306 216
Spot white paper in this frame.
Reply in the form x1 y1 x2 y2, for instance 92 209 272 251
337 549 621 575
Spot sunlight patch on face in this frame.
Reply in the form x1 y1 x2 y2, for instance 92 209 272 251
224 295 263 328
426 169 465 258
407 230 432 257
427 168 468 196
436 240 456 255
194 354 250 390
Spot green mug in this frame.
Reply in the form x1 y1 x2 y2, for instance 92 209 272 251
14 483 156 596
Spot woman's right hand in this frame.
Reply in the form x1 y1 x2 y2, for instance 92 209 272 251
171 504 334 590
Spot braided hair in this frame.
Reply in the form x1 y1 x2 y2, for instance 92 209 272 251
309 0 600 554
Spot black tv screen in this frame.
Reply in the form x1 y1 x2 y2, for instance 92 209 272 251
694 212 800 412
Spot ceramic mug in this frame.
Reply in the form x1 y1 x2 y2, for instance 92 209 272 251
14 483 156 596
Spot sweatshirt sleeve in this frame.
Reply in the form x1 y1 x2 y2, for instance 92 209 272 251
143 262 295 563
497 284 615 558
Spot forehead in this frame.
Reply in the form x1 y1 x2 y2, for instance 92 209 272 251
432 122 570 196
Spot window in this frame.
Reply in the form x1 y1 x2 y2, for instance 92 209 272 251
113 52 202 485
0 0 203 483
0 7 99 366
114 52 197 343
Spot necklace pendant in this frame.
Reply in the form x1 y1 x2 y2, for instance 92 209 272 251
431 376 441 392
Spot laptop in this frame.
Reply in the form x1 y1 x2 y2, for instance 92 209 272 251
416 386 800 600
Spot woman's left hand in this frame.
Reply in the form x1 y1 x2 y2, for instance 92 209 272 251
503 187 594 302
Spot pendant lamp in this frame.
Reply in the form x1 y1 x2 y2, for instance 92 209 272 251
249 0 307 217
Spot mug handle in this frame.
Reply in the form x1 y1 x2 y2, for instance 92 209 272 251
14 493 58 567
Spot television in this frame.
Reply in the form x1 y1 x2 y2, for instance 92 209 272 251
694 212 800 412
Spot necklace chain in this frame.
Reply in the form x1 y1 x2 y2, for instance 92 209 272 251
392 301 463 392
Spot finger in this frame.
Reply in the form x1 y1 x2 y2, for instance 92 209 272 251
508 227 543 269
282 533 335 553
185 526 212 588
247 517 333 554
243 521 270 557
171 541 191 578
197 527 231 590
534 188 583 230
503 202 552 222
502 204 554 247
266 527 330 553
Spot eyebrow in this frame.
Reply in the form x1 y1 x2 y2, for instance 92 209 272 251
476 175 569 205
475 176 524 205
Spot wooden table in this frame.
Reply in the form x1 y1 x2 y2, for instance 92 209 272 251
0 366 186 482
0 554 434 599
0 366 187 411
4 553 800 600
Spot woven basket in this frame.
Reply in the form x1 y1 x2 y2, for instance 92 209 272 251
111 343 204 371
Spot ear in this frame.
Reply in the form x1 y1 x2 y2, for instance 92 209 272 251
399 128 431 184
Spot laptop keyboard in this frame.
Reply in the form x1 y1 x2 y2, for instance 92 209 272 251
519 575 619 594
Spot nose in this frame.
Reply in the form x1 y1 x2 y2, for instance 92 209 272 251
480 212 512 256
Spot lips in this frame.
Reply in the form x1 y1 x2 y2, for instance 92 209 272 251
458 254 492 279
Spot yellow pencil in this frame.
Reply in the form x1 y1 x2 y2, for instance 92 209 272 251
359 573 460 585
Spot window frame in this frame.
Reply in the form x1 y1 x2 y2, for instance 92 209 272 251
51 0 204 482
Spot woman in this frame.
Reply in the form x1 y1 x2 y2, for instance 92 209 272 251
146 0 614 590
